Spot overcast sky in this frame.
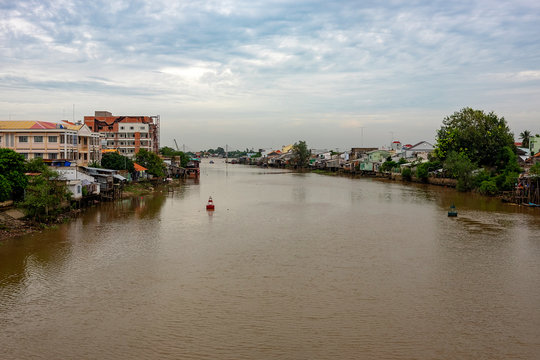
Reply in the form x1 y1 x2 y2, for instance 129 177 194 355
1 0 539 151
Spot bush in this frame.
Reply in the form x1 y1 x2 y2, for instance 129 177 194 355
530 163 540 176
473 169 492 188
444 151 476 192
478 180 498 195
416 163 429 182
502 172 519 191
381 160 398 173
401 167 412 181
0 175 12 202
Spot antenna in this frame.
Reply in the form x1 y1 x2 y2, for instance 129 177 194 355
359 126 365 147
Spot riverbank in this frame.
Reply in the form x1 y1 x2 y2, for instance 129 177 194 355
0 180 178 242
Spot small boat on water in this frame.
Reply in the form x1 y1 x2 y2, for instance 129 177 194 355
448 203 457 217
209 160 214 164
206 197 215 211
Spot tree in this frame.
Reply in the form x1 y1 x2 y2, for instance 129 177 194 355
0 148 28 201
215 147 225 156
159 147 189 167
101 152 135 173
519 130 531 149
292 141 310 168
135 149 165 177
25 158 48 173
443 151 477 191
160 146 178 157
380 160 398 173
530 163 540 176
434 107 515 168
22 167 70 221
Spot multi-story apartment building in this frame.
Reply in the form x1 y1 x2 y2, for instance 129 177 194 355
0 120 101 165
84 111 160 158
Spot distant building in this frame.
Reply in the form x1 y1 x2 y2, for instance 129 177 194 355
530 135 540 155
404 141 434 159
84 111 160 158
350 147 378 160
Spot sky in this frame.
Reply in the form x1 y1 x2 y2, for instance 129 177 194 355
1 0 539 151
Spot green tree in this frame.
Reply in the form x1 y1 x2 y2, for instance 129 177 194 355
416 163 429 182
292 141 310 168
215 147 225 156
160 146 178 157
529 163 540 176
415 161 442 183
381 160 398 172
135 149 165 177
478 180 498 196
434 107 515 168
22 167 70 221
401 167 412 181
159 147 189 167
25 158 48 173
443 151 477 191
0 175 12 202
519 130 531 149
101 152 135 173
0 148 28 201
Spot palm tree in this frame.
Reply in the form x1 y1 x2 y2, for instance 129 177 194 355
520 130 531 149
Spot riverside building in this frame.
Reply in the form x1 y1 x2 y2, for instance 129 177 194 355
84 111 160 158
0 120 101 166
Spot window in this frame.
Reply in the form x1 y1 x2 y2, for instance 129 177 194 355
21 153 28 159
19 136 28 143
60 135 65 144
120 126 124 130
140 126 145 130
34 153 43 159
34 136 43 143
130 126 134 130
77 186 81 194
48 136 57 143
49 153 58 160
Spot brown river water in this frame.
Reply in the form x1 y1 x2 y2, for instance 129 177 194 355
1 159 540 359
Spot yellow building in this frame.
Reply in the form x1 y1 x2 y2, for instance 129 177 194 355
282 144 294 153
0 120 101 166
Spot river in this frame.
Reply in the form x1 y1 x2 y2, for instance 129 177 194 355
1 159 540 359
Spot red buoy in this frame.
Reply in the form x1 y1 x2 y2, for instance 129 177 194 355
206 196 215 211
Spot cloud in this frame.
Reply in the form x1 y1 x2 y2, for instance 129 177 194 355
1 0 540 149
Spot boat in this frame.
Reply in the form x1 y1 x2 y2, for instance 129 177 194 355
209 160 214 164
206 196 215 211
448 203 457 217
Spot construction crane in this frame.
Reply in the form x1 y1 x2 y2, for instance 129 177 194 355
174 139 180 151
